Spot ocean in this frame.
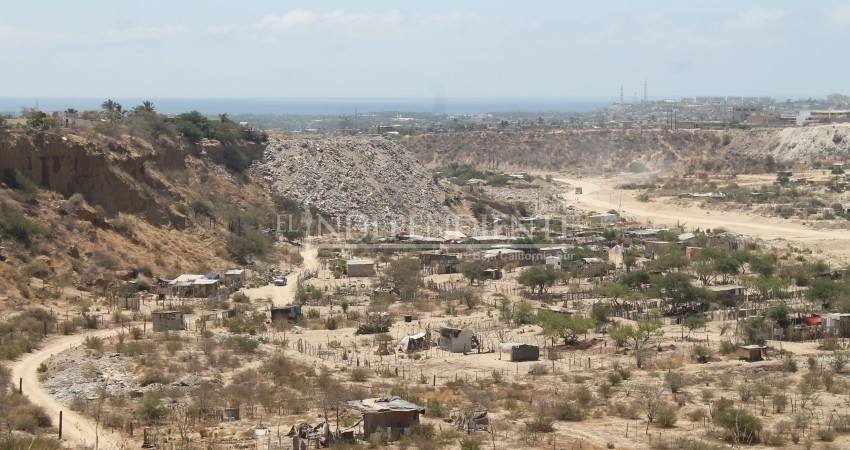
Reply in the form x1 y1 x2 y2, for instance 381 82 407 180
0 97 612 116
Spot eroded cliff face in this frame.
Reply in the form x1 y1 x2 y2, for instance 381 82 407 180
0 130 262 227
401 125 850 175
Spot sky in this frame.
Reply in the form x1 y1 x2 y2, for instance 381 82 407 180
1 1 848 101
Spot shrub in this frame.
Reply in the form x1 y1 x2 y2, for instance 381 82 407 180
552 401 585 421
8 404 52 432
459 437 482 450
231 292 250 303
528 363 549 376
656 402 678 428
715 408 762 444
664 371 686 393
3 168 38 196
524 414 554 433
325 316 338 330
719 340 735 355
350 367 369 382
0 206 44 245
222 148 250 172
83 336 104 353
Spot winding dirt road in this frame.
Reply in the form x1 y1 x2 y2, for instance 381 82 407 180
10 327 130 449
558 176 850 264
243 239 320 306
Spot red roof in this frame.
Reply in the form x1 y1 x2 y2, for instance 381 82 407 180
802 316 822 326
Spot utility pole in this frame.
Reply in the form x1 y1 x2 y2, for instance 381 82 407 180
643 79 647 103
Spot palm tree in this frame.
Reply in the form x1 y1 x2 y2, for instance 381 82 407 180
101 99 124 121
101 99 118 113
141 101 155 113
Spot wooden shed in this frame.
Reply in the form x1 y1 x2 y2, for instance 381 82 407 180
151 311 185 332
736 345 766 362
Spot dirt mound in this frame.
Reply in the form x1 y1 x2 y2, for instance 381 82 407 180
257 136 455 227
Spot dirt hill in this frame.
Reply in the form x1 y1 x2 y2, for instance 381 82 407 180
0 129 281 306
401 124 850 175
256 136 455 227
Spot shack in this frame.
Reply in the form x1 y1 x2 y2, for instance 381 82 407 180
500 343 540 362
151 311 185 332
707 285 745 306
436 327 476 353
271 304 303 322
398 332 428 352
346 396 424 440
736 345 766 362
347 259 376 277
223 269 246 289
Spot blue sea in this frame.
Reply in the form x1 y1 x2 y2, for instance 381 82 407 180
0 97 612 116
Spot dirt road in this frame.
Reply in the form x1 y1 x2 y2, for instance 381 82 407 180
557 175 850 264
243 239 320 306
10 328 131 450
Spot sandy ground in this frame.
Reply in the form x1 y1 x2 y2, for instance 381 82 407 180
11 327 134 450
243 240 320 307
556 174 850 265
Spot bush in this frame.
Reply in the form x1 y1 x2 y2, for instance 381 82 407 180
552 401 585 421
325 316 338 330
83 336 104 353
719 340 735 355
524 414 554 433
223 148 250 172
231 292 250 303
3 168 38 196
656 402 678 428
664 370 686 393
8 404 52 432
0 206 44 245
715 408 762 444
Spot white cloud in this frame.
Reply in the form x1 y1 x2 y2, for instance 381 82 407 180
829 5 850 26
727 7 785 31
252 9 318 29
98 25 190 42
206 25 235 35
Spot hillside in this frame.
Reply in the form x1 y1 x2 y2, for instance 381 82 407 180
0 129 284 307
402 124 850 175
257 136 455 228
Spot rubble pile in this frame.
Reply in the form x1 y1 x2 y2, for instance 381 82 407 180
257 137 455 228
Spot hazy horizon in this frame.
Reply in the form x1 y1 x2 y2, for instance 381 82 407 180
2 1 848 101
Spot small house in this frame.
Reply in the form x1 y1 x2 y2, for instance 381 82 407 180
821 313 850 336
224 269 246 289
347 259 376 277
587 214 617 225
500 343 539 362
152 311 185 332
545 256 562 269
580 257 609 277
346 397 424 440
436 327 476 353
483 268 502 280
271 304 303 322
707 285 745 306
419 253 459 274
737 345 766 362
192 274 220 298
644 241 673 259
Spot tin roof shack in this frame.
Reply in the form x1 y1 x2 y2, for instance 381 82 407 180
644 241 673 259
545 256 562 269
500 343 539 362
192 276 220 298
271 304 303 322
707 285 745 307
821 313 850 337
483 268 502 280
737 345 766 362
224 269 246 289
587 214 617 225
346 397 424 440
419 253 459 274
347 259 376 277
436 327 476 353
151 311 185 332
580 257 609 277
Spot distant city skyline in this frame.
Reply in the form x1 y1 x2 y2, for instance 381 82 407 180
2 1 848 100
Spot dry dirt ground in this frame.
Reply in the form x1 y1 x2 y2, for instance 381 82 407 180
19 182 850 449
555 174 850 266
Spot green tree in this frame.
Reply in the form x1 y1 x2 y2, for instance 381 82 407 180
538 310 595 346
517 265 559 294
622 321 664 368
512 301 535 325
623 248 639 273
766 303 791 330
714 408 762 445
659 272 716 310
380 258 422 301
808 278 850 309
100 99 124 121
748 253 777 278
682 313 708 338
461 262 485 285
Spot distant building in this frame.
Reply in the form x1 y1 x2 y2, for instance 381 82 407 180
346 259 376 277
151 311 185 331
731 106 762 122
